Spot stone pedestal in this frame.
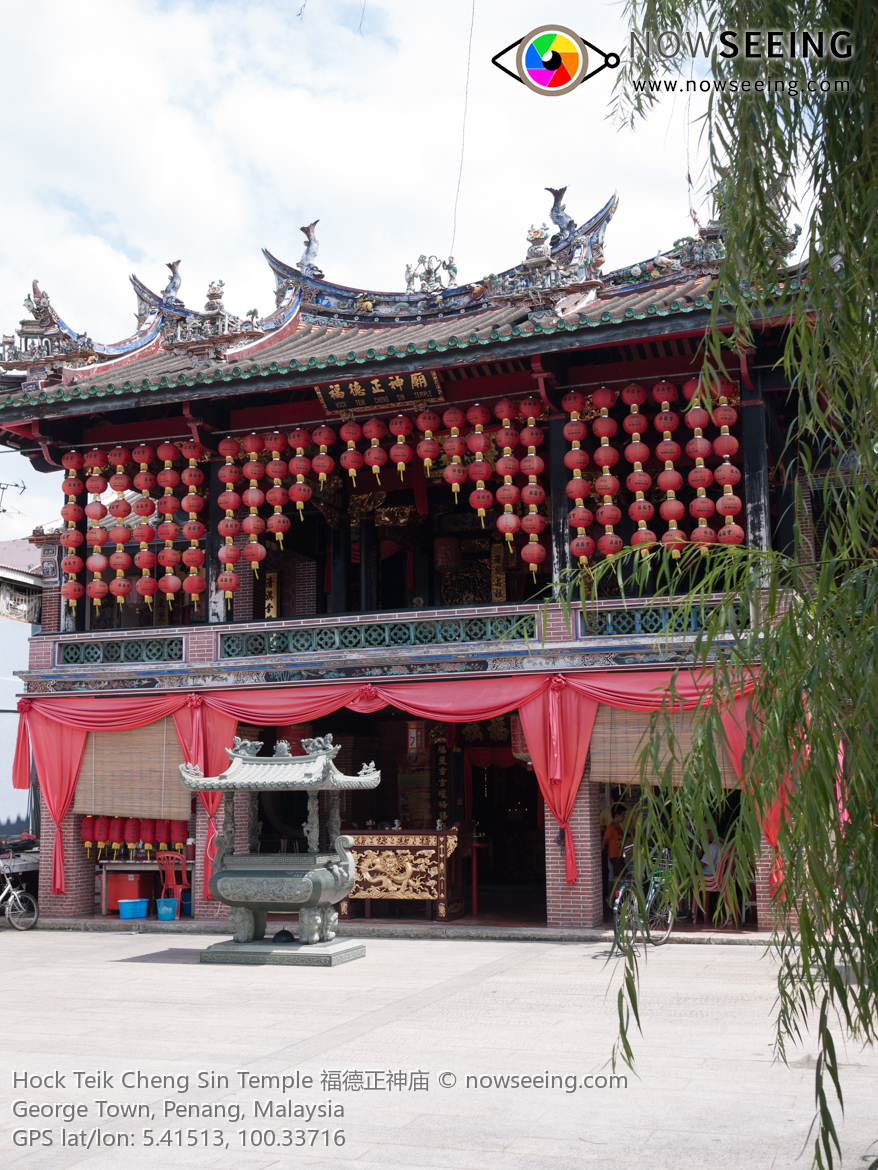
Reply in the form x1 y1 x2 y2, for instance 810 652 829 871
200 938 365 966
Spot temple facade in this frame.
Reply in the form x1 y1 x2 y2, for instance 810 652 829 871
2 188 802 930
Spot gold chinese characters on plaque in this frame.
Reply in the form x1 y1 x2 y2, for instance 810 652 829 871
314 370 444 415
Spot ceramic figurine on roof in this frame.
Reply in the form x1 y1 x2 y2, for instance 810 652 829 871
162 259 183 306
546 186 576 247
297 220 324 280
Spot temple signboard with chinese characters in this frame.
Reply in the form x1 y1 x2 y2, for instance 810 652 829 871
315 370 444 415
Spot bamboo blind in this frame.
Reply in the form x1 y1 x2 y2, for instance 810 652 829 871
73 716 190 819
587 704 738 789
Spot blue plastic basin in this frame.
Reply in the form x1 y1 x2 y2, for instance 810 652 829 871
119 898 148 920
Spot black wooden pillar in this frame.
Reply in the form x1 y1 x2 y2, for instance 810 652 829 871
549 413 571 596
359 515 377 612
741 372 771 550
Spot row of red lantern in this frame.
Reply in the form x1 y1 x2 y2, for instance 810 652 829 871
81 815 188 859
60 443 208 609
563 379 745 564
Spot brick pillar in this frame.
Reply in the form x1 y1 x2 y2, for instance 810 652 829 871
233 534 255 622
755 835 799 932
545 772 604 928
191 795 229 919
40 585 61 634
37 793 95 917
233 791 250 854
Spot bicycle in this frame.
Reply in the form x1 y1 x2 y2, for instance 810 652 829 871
612 846 674 946
0 859 39 930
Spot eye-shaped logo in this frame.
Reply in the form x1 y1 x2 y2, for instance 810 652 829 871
493 25 620 95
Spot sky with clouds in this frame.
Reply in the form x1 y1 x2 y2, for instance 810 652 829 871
0 0 714 819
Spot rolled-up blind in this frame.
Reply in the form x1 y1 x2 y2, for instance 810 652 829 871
587 704 738 789
73 716 190 819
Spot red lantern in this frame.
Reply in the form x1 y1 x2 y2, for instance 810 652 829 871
690 525 717 550
628 499 654 524
61 580 84 602
657 468 683 492
340 448 364 482
496 454 520 478
182 547 205 567
563 418 588 443
242 542 267 566
94 816 110 857
242 433 265 455
59 529 84 548
364 445 387 482
81 815 96 856
61 451 85 471
183 573 206 596
241 487 265 509
571 534 596 559
718 522 745 545
124 817 141 860
661 528 688 554
289 481 312 514
218 570 241 595
597 532 623 557
171 820 188 852
139 818 155 859
622 412 647 436
688 465 714 490
469 487 493 525
154 819 170 852
465 430 490 455
569 505 594 528
496 511 520 545
627 469 652 494
218 544 241 565
158 573 182 597
623 441 650 465
717 492 742 517
87 579 108 603
62 475 84 496
714 463 741 488
621 383 647 406
108 816 125 858
218 437 240 459
109 550 132 572
689 496 716 519
561 390 586 414
390 442 412 478
521 539 546 576
136 575 158 599
713 433 740 459
61 554 84 575
660 498 686 522
442 461 467 499
218 462 242 485
267 513 291 540
218 516 242 538
631 528 657 550
496 482 520 508
652 381 678 406
442 406 465 431
713 403 738 428
686 436 713 461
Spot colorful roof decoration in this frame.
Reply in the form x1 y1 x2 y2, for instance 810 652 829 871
0 187 756 416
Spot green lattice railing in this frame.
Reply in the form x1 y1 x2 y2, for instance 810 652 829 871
220 614 538 659
58 637 185 666
580 604 743 638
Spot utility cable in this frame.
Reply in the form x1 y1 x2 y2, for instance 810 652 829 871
450 1 476 261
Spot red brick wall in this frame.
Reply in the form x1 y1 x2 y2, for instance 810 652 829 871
755 834 798 931
294 554 317 616
233 535 255 622
40 585 61 634
544 766 604 928
191 795 229 920
187 627 216 663
28 636 54 670
37 794 96 917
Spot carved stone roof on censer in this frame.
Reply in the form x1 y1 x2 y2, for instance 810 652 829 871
0 186 801 415
178 733 381 792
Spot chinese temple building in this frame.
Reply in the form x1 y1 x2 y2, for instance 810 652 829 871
3 188 803 930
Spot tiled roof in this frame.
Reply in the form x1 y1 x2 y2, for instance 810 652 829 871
0 273 734 413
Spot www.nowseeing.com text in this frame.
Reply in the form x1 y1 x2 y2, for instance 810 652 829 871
634 76 850 95
464 1074 627 1092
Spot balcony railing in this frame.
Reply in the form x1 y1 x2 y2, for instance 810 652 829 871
220 613 538 659
581 603 743 638
58 637 185 665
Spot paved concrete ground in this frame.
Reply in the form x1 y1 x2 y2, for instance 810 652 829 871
1 929 876 1170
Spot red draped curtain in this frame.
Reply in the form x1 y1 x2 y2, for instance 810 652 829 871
14 670 756 894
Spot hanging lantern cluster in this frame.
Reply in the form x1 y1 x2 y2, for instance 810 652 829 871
711 381 744 546
494 398 521 548
287 427 313 517
561 391 594 565
311 424 336 487
152 441 181 605
416 409 441 476
59 450 86 611
363 418 387 483
680 381 716 554
591 387 623 559
217 436 243 601
441 407 467 500
179 439 207 606
650 382 687 559
389 415 413 480
241 434 267 576
128 444 157 606
339 420 363 483
466 403 493 526
621 383 656 555
265 432 290 548
518 396 547 576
